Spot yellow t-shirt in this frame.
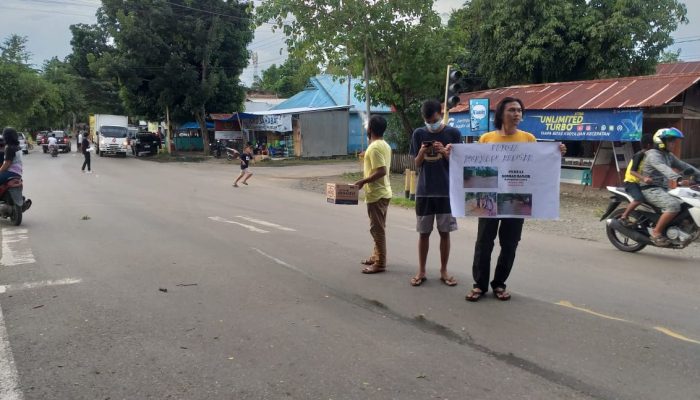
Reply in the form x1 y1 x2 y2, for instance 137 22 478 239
623 151 646 183
478 130 537 143
363 139 392 203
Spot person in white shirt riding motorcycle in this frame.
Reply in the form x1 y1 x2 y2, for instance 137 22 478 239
47 134 58 153
639 128 700 246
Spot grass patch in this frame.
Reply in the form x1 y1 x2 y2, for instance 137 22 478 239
256 155 358 167
391 197 415 208
341 172 362 181
149 152 209 163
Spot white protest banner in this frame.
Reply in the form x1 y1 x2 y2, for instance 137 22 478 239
449 143 561 219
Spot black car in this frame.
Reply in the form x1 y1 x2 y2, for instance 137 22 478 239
132 133 159 156
41 130 71 153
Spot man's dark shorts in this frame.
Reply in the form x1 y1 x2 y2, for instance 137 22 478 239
624 182 644 202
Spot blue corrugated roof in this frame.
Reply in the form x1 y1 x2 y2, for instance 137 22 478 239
272 75 392 113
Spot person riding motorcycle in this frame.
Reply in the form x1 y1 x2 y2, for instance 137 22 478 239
639 128 700 246
48 133 58 153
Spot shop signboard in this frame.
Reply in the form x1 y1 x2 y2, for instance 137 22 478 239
244 114 292 132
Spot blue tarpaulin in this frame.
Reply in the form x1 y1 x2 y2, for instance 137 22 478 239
220 113 258 121
178 122 214 130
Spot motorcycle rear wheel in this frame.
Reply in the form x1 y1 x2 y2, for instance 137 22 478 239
606 209 646 252
10 204 22 226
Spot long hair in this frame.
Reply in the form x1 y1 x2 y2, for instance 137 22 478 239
493 97 525 130
2 127 19 146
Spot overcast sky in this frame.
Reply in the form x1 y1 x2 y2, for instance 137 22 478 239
1 0 699 86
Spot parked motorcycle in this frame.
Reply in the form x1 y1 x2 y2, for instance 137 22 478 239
600 177 700 252
49 144 58 157
0 177 31 226
225 147 239 161
209 140 223 158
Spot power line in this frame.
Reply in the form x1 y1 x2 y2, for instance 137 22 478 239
0 5 95 18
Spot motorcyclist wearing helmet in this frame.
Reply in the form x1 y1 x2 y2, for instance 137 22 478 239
640 127 700 246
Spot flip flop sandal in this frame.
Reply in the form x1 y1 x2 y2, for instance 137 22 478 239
440 276 458 287
493 287 511 301
360 258 376 266
465 288 483 302
650 235 671 247
362 265 386 274
410 276 427 286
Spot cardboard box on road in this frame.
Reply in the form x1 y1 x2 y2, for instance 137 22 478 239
326 183 358 205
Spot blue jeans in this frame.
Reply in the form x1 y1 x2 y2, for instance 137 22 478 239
0 171 20 185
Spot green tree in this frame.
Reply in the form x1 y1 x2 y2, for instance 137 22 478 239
658 49 681 64
256 0 454 138
68 22 124 114
256 56 319 98
96 0 253 153
0 34 32 66
450 0 687 88
0 61 44 127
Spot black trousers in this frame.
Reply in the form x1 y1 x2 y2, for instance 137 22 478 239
81 152 91 171
472 218 524 292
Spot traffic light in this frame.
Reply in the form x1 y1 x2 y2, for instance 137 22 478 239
446 68 463 109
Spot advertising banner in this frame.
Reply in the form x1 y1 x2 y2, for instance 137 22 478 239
449 143 561 219
244 114 292 132
448 109 642 141
469 98 490 135
519 109 642 141
447 113 472 136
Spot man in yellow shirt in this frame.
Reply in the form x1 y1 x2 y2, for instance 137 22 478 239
355 116 393 274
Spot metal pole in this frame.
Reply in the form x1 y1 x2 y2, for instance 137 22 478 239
443 65 451 124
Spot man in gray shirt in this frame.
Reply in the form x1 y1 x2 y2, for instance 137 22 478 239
640 128 700 246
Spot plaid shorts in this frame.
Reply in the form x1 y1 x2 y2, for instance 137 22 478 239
642 187 681 213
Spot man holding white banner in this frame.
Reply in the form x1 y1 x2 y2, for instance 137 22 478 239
454 97 565 302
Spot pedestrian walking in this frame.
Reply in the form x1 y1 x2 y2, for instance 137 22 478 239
354 115 392 274
465 97 566 302
81 135 91 173
408 100 461 287
77 131 83 152
233 145 253 187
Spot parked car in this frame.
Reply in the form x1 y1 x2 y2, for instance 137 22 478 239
18 132 29 154
132 133 159 156
40 131 72 153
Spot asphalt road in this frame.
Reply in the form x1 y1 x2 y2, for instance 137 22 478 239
0 151 698 400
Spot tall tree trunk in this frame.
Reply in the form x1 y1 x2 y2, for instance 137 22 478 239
196 107 209 156
198 15 219 156
398 108 414 151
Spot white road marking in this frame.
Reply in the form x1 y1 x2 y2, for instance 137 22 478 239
235 216 296 232
252 248 305 275
0 278 82 294
0 305 22 400
208 217 269 233
0 229 35 267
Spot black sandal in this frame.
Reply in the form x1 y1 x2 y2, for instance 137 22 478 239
493 287 511 301
465 288 484 302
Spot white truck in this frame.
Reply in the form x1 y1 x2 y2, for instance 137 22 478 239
89 114 129 157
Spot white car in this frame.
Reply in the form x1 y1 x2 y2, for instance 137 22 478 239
18 132 29 154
